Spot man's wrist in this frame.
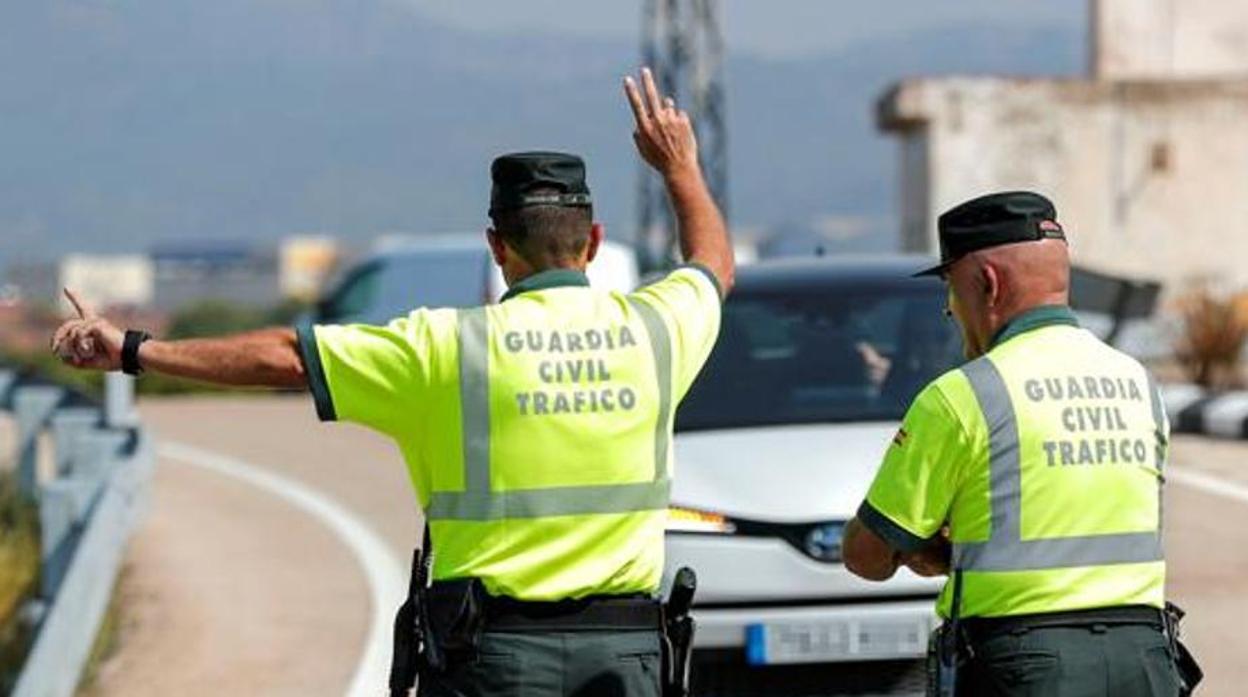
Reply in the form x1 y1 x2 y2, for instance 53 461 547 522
660 162 703 189
121 330 153 376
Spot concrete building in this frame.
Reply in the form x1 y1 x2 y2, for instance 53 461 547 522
58 255 155 309
1093 0 1248 80
279 236 340 302
878 0 1248 292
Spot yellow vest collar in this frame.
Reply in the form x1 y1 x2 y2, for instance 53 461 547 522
500 268 590 302
990 304 1080 349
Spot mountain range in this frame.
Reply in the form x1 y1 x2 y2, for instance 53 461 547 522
0 1 1083 263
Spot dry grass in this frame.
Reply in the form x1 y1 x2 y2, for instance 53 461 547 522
76 572 126 696
1175 288 1248 389
0 469 40 692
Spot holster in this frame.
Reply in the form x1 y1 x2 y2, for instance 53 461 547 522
925 623 966 697
389 546 429 697
661 567 698 697
926 569 965 697
389 528 437 697
1163 602 1203 696
423 578 489 669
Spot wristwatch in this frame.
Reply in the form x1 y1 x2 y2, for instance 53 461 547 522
121 329 153 376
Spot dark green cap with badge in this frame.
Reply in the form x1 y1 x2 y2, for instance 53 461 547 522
914 190 1066 277
489 151 593 215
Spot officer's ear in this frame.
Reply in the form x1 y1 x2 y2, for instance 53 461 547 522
585 223 605 264
982 262 1003 308
486 228 507 267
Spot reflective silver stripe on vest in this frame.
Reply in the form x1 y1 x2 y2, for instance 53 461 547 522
458 306 491 494
951 357 1163 572
425 305 673 521
628 298 672 482
1146 372 1167 539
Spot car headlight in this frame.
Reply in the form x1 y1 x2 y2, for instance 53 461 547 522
667 506 737 534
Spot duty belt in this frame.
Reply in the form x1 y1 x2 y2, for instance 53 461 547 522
962 605 1163 642
435 585 663 632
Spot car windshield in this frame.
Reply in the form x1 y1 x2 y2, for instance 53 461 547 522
320 250 488 324
675 282 964 432
384 251 489 310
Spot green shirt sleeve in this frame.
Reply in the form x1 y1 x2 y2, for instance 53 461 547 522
296 311 438 437
860 381 969 553
627 265 723 400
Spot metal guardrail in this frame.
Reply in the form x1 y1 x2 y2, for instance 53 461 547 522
0 369 154 697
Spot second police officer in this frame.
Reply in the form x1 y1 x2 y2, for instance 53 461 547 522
841 192 1199 697
50 67 733 697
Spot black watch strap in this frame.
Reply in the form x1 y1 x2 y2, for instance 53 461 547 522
121 329 152 376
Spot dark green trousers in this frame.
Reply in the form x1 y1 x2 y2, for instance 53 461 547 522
958 623 1182 697
418 629 663 697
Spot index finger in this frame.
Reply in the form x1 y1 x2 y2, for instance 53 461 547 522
623 76 649 126
641 67 664 119
63 288 95 319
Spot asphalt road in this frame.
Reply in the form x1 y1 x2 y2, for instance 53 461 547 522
83 395 1248 697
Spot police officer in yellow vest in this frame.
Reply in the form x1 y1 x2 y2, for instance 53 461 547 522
842 192 1193 696
49 67 734 697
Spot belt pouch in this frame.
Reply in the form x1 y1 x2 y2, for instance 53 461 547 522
427 579 488 665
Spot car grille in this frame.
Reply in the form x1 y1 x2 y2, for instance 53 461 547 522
672 517 850 564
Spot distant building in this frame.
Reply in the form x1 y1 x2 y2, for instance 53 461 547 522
59 255 155 309
279 236 340 302
877 0 1248 292
150 241 279 311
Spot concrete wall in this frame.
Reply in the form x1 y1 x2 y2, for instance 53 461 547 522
1094 0 1248 79
879 77 1248 291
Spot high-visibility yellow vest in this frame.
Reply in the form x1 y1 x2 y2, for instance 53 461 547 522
862 306 1167 618
299 266 721 600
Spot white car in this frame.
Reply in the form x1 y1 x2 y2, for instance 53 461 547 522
664 256 964 696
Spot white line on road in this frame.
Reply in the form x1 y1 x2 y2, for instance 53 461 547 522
1170 466 1248 506
160 441 407 697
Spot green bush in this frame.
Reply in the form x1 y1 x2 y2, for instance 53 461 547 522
167 298 309 340
0 349 104 400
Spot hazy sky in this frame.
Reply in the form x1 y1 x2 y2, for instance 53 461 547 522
409 0 1087 59
0 0 1090 265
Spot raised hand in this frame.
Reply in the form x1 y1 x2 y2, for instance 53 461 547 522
623 67 700 180
50 289 125 371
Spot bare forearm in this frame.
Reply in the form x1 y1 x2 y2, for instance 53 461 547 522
137 327 308 388
842 517 902 581
665 167 734 294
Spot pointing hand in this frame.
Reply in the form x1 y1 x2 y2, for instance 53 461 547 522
50 289 126 372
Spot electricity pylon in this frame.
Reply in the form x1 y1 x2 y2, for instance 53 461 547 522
637 0 728 271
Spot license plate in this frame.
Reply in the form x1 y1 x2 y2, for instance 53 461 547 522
745 617 931 665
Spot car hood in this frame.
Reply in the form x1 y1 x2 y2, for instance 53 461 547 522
671 422 898 522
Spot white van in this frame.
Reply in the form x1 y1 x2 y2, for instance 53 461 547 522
313 235 640 325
